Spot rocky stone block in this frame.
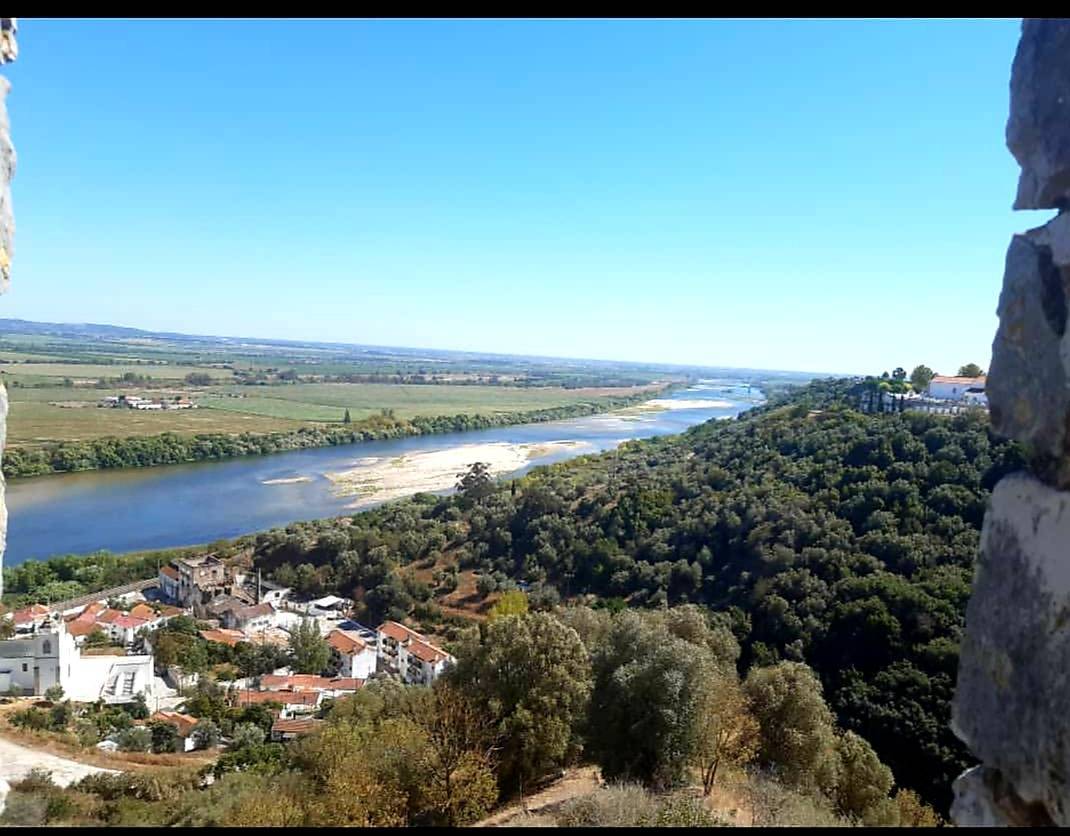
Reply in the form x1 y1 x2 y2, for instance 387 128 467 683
987 223 1070 470
952 471 1070 825
1008 19 1070 210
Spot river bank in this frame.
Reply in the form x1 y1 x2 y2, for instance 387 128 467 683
326 440 595 506
2 387 673 481
3 380 765 567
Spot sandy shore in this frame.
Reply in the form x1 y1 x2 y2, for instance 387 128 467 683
326 441 593 506
644 398 734 410
262 476 314 485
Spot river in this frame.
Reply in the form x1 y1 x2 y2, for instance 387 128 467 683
5 380 764 566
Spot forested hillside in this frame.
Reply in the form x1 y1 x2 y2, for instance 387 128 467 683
247 378 1021 808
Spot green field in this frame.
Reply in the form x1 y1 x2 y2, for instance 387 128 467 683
199 383 650 422
1 361 235 381
6 399 308 447
6 380 661 448
0 327 689 455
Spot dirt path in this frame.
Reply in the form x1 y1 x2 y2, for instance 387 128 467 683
474 766 603 827
0 735 116 788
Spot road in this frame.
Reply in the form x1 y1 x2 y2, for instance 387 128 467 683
0 735 116 788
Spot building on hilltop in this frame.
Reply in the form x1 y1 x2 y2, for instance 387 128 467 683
927 374 987 403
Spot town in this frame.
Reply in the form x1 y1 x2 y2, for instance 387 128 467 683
1 553 455 750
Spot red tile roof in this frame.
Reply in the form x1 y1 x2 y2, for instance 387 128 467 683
328 678 363 692
199 628 246 647
406 637 449 665
13 604 51 624
236 602 274 621
271 717 320 736
328 629 367 655
260 674 328 691
150 710 198 736
930 375 987 386
113 615 150 631
236 689 320 707
67 620 100 637
95 609 123 625
159 565 179 581
128 604 156 620
378 621 423 644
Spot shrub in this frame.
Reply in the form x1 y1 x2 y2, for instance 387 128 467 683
117 726 152 752
191 719 221 750
230 722 266 750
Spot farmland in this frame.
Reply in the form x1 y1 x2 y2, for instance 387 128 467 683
0 321 709 465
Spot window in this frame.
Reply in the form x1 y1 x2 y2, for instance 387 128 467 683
42 640 51 655
21 663 27 672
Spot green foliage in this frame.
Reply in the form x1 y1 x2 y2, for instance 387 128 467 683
910 364 935 392
449 612 592 792
288 617 331 674
744 662 839 794
191 718 221 750
957 363 984 377
555 784 719 827
117 726 152 753
44 684 65 702
833 730 895 823
230 721 266 749
148 719 180 754
588 610 716 790
487 589 528 621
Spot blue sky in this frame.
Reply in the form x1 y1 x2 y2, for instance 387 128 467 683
0 18 1038 374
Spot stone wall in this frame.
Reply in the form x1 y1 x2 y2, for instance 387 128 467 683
0 17 16 603
950 18 1070 827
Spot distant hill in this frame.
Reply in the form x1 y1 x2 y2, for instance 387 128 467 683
0 317 829 379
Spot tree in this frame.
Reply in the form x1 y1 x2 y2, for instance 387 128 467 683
85 627 110 649
588 611 715 790
191 718 221 750
148 719 180 753
44 685 65 703
692 672 760 795
833 730 895 823
230 722 266 750
893 788 941 827
487 590 528 621
288 618 331 675
343 408 352 424
449 612 591 792
128 692 150 720
743 662 839 793
892 367 906 381
117 726 152 752
909 365 935 393
957 363 984 377
456 462 494 504
403 683 499 826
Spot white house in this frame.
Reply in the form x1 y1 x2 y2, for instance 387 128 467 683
376 621 454 686
307 595 349 618
158 565 181 602
0 619 154 703
927 375 986 402
327 627 378 679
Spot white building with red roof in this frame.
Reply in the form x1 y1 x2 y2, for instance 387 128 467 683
927 375 987 404
376 621 454 685
327 626 378 679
